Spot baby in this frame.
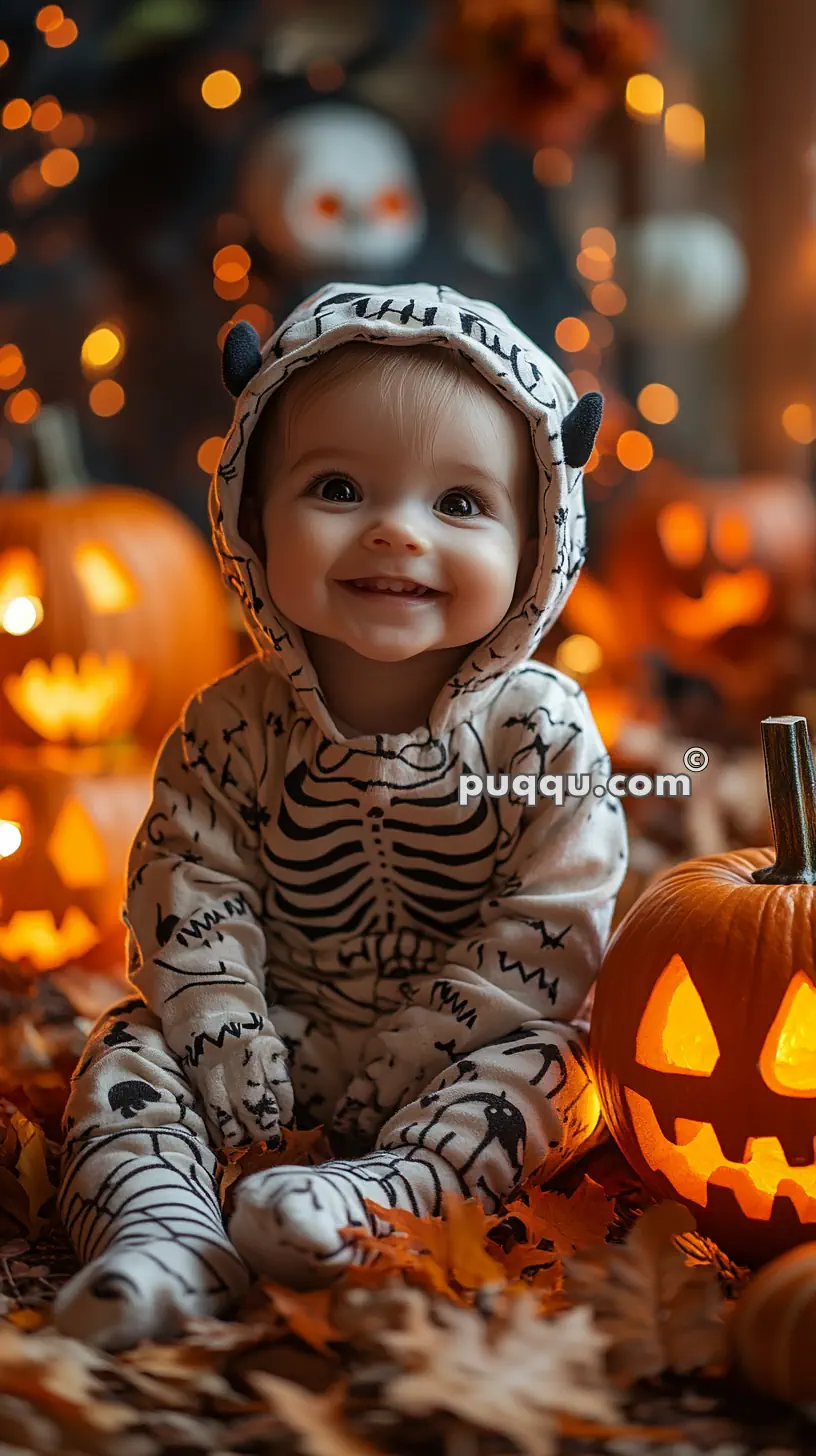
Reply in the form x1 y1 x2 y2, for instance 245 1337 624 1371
53 282 628 1352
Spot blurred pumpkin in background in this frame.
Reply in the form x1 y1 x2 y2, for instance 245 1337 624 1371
0 406 237 752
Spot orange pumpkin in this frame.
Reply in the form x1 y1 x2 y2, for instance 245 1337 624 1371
0 407 237 750
590 715 816 1265
0 742 152 973
730 1242 816 1403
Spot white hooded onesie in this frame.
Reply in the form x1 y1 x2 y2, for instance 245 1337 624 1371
54 281 628 1351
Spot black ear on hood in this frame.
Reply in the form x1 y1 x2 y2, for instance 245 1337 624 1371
561 391 603 468
222 321 262 397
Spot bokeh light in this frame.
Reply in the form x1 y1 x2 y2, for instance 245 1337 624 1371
213 244 251 282
591 282 627 316
782 402 815 444
197 436 225 473
581 227 616 257
0 234 16 266
0 42 9 67
44 17 78 48
5 389 41 425
35 5 63 29
31 97 62 132
556 634 603 676
89 380 125 417
554 317 591 352
3 99 31 130
81 325 125 371
625 73 664 121
533 147 573 186
0 345 25 391
40 148 79 187
577 247 613 282
616 429 654 470
665 103 705 160
637 383 679 424
201 70 242 109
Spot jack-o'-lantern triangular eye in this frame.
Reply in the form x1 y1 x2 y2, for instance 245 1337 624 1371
759 971 816 1096
635 953 720 1075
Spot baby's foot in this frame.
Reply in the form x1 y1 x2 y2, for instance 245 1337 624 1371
53 1240 249 1353
229 1148 461 1289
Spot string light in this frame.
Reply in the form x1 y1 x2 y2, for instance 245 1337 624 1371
532 147 573 186
3 99 31 130
49 113 87 147
35 5 63 30
81 325 125 371
556 634 603 676
0 234 15 265
591 281 627 316
231 303 272 338
5 389 41 425
213 244 251 282
554 317 590 352
197 437 224 473
0 345 25 390
213 275 248 300
577 247 613 282
625 73 664 122
40 147 79 187
782 403 815 444
665 103 705 161
89 380 125 417
0 42 9 67
637 383 679 425
616 429 654 470
201 70 241 109
44 16 78 47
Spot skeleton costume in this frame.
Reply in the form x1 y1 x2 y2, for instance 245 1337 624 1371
54 282 628 1351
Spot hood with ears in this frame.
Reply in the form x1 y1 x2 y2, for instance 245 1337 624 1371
209 281 602 742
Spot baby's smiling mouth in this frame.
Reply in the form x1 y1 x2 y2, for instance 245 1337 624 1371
339 576 441 598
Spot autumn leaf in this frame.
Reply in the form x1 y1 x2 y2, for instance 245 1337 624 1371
521 1175 616 1254
9 1110 57 1240
262 1283 348 1355
564 1201 727 1385
220 1125 333 1208
251 1373 385 1456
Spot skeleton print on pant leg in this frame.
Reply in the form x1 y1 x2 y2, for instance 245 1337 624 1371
228 1019 601 1287
54 997 249 1352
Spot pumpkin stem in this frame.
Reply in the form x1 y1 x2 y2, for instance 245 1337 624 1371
752 716 816 884
29 405 87 494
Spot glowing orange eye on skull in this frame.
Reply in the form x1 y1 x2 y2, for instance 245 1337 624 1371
370 187 413 220
312 191 344 221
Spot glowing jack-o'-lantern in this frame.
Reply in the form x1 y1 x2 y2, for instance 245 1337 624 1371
0 407 236 750
560 470 816 728
0 743 152 972
591 714 816 1264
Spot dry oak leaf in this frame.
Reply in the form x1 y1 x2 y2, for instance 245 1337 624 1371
262 1282 348 1355
506 1174 617 1255
0 1324 135 1437
9 1109 56 1240
250 1372 385 1456
220 1124 333 1206
348 1192 508 1303
564 1200 727 1385
378 1289 620 1456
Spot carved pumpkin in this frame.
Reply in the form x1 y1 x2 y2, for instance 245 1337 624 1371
0 742 152 972
561 470 816 729
0 407 237 750
590 715 816 1264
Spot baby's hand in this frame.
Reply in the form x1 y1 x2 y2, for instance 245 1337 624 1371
332 1053 420 1143
188 1027 295 1149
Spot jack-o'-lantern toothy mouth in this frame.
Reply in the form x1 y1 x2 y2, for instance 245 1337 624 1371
625 1087 816 1223
659 568 771 640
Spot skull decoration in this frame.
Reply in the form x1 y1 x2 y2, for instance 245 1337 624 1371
590 715 816 1264
239 103 427 271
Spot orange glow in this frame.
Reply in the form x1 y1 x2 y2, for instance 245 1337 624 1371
656 500 706 567
46 797 107 888
3 99 31 130
635 954 720 1075
581 227 615 258
0 549 43 633
554 317 590 352
532 147 572 186
5 390 40 425
0 344 25 391
313 191 343 220
3 651 147 743
625 73 664 121
232 303 272 338
371 187 413 220
36 5 64 30
585 313 614 348
637 383 679 425
213 275 249 300
10 165 48 205
213 244 251 282
81 325 124 370
591 281 627 316
0 233 16 265
0 819 22 859
555 634 603 676
44 18 78 48
88 380 125 417
616 429 653 471
662 569 771 639
49 112 86 147
576 247 613 282
31 97 62 132
0 908 99 971
665 103 705 161
626 1087 816 1223
0 42 8 67
197 436 224 474
759 972 816 1096
72 543 138 613
711 509 751 566
201 69 241 109
40 147 79 186
782 403 815 444
568 370 599 396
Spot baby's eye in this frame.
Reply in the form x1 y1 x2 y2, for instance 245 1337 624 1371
437 488 490 518
312 475 358 503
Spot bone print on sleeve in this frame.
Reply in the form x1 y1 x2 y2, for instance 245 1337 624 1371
333 676 629 1135
123 664 293 1146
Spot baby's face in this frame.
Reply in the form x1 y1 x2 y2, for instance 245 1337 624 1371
260 356 538 665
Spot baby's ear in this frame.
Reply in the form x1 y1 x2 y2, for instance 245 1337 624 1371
561 391 603 468
222 321 262 397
